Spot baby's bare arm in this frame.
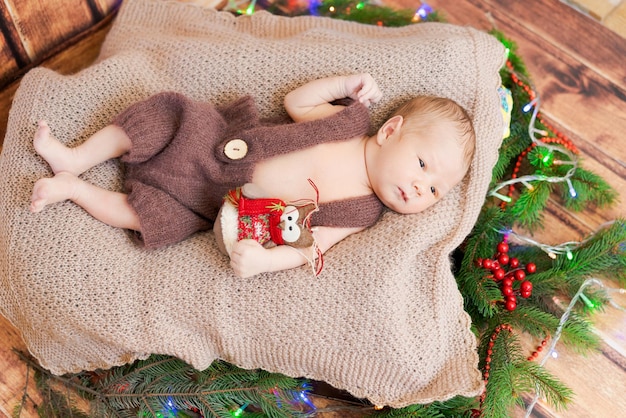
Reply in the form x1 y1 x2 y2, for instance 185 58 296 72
284 73 382 123
229 225 364 278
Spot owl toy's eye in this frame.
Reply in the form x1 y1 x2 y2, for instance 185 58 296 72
281 206 300 222
280 206 301 242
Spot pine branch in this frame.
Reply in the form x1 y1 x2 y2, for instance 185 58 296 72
490 127 532 184
554 220 626 285
478 330 572 417
502 305 557 339
33 369 91 418
512 361 572 412
558 166 618 211
374 396 477 417
508 181 552 231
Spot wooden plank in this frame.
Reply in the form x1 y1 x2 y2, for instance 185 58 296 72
0 315 41 418
0 12 115 148
402 0 625 88
0 31 20 88
0 1 30 66
6 0 95 59
482 0 626 89
91 0 123 19
0 0 119 91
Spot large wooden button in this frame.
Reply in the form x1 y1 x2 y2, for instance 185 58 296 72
223 139 248 160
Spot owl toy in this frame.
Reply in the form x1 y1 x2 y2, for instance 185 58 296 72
214 183 318 258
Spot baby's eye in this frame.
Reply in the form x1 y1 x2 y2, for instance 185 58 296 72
419 158 425 168
430 186 436 195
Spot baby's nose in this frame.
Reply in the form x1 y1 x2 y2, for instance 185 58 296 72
412 181 422 196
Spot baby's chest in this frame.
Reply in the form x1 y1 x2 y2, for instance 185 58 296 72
250 146 361 203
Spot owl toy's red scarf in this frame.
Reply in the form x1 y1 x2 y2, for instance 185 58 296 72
225 188 288 245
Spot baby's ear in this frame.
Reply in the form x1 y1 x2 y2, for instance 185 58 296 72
377 115 404 145
241 183 267 199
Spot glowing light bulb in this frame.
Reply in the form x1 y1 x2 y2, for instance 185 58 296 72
579 293 594 309
232 403 249 417
566 178 577 198
491 192 512 203
416 3 433 18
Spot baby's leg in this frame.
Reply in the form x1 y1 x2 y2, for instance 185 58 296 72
30 172 141 231
34 121 132 176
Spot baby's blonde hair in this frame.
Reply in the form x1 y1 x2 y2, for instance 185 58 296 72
391 96 476 168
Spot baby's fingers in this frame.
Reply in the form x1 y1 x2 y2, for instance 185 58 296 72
357 84 383 106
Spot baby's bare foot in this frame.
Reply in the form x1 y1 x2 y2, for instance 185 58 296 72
30 172 79 213
33 121 78 175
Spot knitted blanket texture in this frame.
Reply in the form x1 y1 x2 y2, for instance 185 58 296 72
0 0 505 407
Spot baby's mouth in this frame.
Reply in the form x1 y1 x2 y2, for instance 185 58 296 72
399 187 408 202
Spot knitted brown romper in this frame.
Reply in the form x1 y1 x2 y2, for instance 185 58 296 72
113 92 384 249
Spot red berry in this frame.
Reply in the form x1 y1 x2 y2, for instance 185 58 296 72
506 295 517 303
505 300 517 311
497 242 509 254
498 254 510 265
476 258 484 267
509 257 520 268
502 278 513 288
482 259 493 269
493 268 505 281
526 262 537 274
521 280 533 293
514 270 526 281
520 290 532 299
490 261 500 271
502 286 514 297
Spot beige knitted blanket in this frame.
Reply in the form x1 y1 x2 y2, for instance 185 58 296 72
0 0 505 407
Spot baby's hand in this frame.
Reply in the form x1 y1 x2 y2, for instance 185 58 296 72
344 73 383 107
229 239 271 278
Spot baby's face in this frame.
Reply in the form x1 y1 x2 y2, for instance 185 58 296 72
368 121 468 214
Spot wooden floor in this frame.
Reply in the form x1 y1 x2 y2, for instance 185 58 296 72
1 0 625 417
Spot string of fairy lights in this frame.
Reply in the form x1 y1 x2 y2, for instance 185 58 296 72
226 0 435 22
487 68 580 204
